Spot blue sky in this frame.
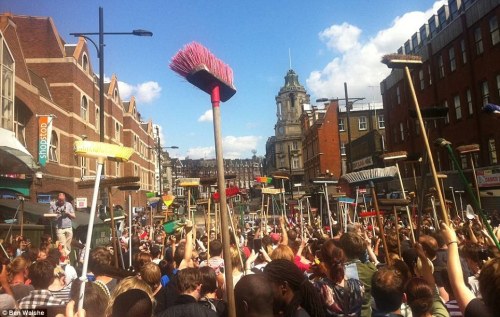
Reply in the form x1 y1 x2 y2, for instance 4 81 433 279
3 0 446 159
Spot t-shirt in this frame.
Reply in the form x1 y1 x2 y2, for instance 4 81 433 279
464 298 494 317
445 299 462 317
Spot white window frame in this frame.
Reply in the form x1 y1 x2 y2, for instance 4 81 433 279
488 138 497 164
460 39 467 64
340 143 346 156
81 96 88 121
449 47 456 72
1 34 15 131
466 89 473 115
82 53 89 72
81 157 88 178
358 116 367 131
400 122 405 141
338 118 345 131
378 115 385 129
490 16 499 46
481 81 489 106
438 55 445 78
475 27 484 55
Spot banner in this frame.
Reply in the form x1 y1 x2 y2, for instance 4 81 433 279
38 115 53 166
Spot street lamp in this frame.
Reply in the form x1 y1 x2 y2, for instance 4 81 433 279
154 126 178 195
70 7 153 143
317 83 364 173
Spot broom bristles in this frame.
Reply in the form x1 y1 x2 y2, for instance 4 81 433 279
170 42 234 87
341 167 398 185
456 144 480 154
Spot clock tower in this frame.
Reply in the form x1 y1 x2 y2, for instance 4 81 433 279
274 69 310 189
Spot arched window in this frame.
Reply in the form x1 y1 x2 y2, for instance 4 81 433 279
81 96 88 121
114 88 119 102
82 53 88 72
95 108 100 132
49 131 58 162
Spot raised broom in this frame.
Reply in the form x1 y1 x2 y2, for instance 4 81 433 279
170 42 237 317
456 144 481 209
382 54 450 226
73 141 134 311
341 167 398 265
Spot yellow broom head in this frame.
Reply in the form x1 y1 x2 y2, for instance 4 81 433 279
177 178 200 187
74 141 134 162
456 144 480 154
381 151 407 161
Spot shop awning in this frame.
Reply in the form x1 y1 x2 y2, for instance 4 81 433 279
0 128 39 174
0 199 103 228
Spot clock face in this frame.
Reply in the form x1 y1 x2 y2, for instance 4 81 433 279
278 126 284 135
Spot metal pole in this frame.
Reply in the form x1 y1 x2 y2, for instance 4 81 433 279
323 183 333 238
156 126 162 196
128 192 132 268
344 82 353 173
470 155 481 209
450 187 458 218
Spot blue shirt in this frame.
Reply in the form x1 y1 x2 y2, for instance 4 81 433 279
50 201 75 229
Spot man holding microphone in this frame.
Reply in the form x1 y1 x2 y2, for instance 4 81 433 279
49 193 76 255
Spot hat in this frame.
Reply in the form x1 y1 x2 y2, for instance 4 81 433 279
112 289 152 317
270 233 280 243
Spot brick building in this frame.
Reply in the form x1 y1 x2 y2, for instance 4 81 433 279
0 13 157 210
301 101 342 183
380 0 500 209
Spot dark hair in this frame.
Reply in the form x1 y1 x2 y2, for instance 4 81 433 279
47 248 62 267
406 277 433 316
371 267 404 313
89 247 112 276
235 274 274 316
209 240 223 257
264 259 325 317
418 235 438 260
177 267 201 293
173 242 186 267
391 259 412 288
199 266 217 296
478 257 500 315
462 242 489 269
29 260 55 289
320 239 345 284
339 232 366 260
133 252 152 272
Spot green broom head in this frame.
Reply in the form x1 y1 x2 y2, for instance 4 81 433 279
381 53 422 69
170 42 236 102
341 166 398 185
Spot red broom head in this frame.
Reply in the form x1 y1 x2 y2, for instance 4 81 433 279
170 42 236 102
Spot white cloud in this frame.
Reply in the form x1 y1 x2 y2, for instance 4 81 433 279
182 135 261 159
307 1 447 103
198 109 213 122
118 81 161 104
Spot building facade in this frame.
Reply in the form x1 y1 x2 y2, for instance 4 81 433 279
380 0 500 209
0 14 157 209
273 69 310 185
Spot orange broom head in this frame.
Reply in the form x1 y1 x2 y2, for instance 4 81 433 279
381 151 407 161
381 53 422 69
170 42 236 102
456 144 480 154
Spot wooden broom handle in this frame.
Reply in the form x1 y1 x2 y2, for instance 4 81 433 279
371 185 391 266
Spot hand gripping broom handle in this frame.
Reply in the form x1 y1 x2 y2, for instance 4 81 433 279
369 181 391 266
440 142 500 251
403 66 449 226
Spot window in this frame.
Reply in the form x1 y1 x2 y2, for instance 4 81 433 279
444 101 450 124
292 157 299 169
428 65 433 86
81 96 88 121
95 108 99 133
396 86 401 104
481 81 489 106
460 39 467 64
49 131 58 162
82 54 88 72
449 47 456 72
114 88 119 102
277 102 282 120
454 95 462 120
419 70 425 90
292 141 298 150
497 75 500 98
488 138 497 164
474 27 483 54
378 115 385 129
1 36 14 130
338 118 345 131
466 89 473 115
14 105 27 146
460 155 467 169
134 165 139 176
358 116 367 130
438 55 445 78
340 143 346 156
115 162 120 177
400 122 405 141
114 121 121 142
490 16 499 46
81 157 87 178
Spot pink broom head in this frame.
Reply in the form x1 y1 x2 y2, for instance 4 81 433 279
170 42 236 102
456 144 480 154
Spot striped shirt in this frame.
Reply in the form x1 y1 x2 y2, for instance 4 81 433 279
445 300 463 317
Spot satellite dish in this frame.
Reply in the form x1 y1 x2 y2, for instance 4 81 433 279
465 204 475 220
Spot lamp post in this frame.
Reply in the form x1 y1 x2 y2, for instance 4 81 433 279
317 85 364 173
71 7 152 143
154 126 178 196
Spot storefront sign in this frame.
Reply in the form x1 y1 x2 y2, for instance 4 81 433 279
477 169 500 188
75 197 87 208
352 156 374 170
38 115 53 166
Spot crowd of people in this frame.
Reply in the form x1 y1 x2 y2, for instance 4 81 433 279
0 197 499 317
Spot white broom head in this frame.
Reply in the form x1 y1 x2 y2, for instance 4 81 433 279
381 151 407 162
341 166 398 185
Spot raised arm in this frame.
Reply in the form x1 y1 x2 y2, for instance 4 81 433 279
441 223 475 313
279 217 288 246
